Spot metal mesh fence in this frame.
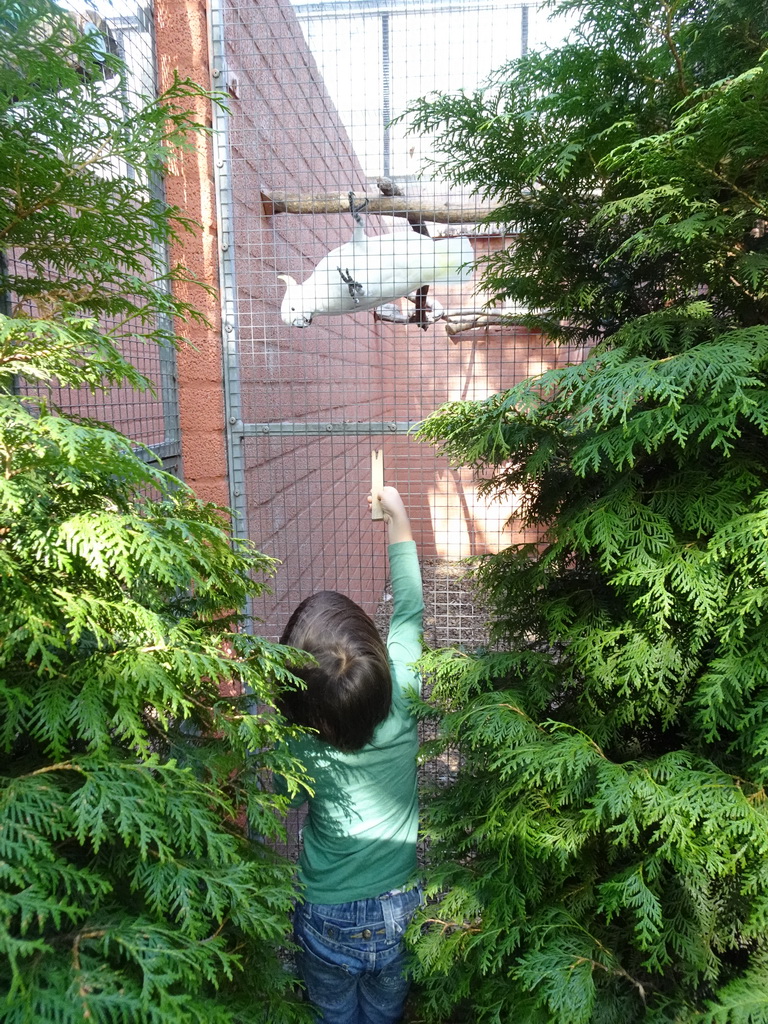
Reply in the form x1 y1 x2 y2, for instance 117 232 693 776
9 0 180 472
211 0 583 862
211 0 581 640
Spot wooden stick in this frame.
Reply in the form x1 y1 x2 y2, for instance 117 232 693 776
261 189 502 224
444 313 521 337
370 450 384 520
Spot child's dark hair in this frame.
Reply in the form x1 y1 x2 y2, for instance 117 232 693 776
279 591 392 753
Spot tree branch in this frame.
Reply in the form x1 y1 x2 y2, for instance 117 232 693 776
444 312 519 337
261 189 502 224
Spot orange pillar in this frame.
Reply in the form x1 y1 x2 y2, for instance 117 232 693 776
153 0 229 508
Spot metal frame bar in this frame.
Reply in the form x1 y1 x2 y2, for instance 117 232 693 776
208 0 249 536
238 421 420 437
293 0 530 20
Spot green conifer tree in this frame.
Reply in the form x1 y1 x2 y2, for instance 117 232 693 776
0 4 310 1021
402 1 768 1021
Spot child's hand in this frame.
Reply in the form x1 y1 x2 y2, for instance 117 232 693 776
368 487 413 543
376 486 406 524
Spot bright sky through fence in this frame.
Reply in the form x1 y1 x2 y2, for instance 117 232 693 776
56 0 139 15
291 0 575 180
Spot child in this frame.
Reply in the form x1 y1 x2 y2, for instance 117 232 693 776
277 486 424 1024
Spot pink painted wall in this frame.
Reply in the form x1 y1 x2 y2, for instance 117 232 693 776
223 0 390 636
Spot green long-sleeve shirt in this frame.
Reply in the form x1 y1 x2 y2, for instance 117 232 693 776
281 540 424 904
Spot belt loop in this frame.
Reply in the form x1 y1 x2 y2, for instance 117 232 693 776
381 890 398 943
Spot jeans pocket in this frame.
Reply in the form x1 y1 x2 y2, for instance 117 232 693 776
296 902 382 973
295 925 350 973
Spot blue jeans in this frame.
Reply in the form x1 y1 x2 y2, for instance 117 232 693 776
293 885 423 1024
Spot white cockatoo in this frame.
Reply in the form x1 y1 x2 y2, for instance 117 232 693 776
278 195 474 328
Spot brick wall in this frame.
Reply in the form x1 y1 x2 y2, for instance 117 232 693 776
154 0 229 505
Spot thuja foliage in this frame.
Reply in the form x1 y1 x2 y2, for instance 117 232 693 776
403 1 768 1022
0 4 310 1022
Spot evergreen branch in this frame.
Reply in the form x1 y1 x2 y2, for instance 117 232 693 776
661 0 689 97
570 955 648 1004
694 160 768 215
0 5 308 1018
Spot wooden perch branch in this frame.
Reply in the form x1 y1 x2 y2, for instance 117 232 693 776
444 312 518 337
261 189 501 224
371 302 527 338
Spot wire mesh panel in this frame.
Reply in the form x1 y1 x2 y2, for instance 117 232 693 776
213 0 580 641
212 0 585 868
9 1 180 471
